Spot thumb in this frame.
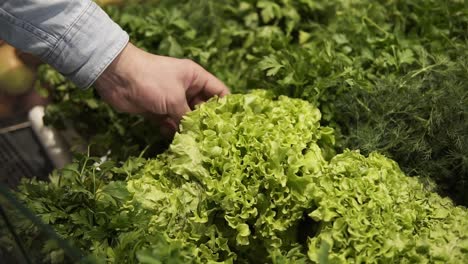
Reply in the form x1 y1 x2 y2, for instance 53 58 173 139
160 117 178 138
169 98 191 125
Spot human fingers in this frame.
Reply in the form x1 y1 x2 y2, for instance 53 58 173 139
142 113 178 138
186 62 230 100
168 97 191 125
160 117 178 138
188 95 205 109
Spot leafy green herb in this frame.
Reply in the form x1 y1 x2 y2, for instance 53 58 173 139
332 57 468 205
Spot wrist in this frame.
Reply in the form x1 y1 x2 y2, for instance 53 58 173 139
95 42 131 89
94 42 143 114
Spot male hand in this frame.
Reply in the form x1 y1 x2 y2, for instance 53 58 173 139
95 42 229 136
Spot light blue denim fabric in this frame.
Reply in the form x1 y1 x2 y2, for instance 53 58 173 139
0 0 129 88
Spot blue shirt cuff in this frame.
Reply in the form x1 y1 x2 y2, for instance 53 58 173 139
46 1 129 88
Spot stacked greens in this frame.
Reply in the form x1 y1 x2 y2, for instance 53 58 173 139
36 0 467 204
2 92 467 263
2 0 467 262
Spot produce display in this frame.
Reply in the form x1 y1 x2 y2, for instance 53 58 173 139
3 92 468 263
1 0 467 263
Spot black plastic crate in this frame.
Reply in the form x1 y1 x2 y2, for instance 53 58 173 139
0 115 52 187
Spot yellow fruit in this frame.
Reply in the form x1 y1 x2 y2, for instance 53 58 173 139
96 0 124 7
0 44 36 95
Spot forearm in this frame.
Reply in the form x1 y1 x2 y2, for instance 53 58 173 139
0 0 128 88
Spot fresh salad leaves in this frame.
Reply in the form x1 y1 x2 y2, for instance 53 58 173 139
2 92 467 263
35 0 468 204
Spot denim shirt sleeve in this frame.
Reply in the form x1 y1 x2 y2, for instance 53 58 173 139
0 0 129 88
